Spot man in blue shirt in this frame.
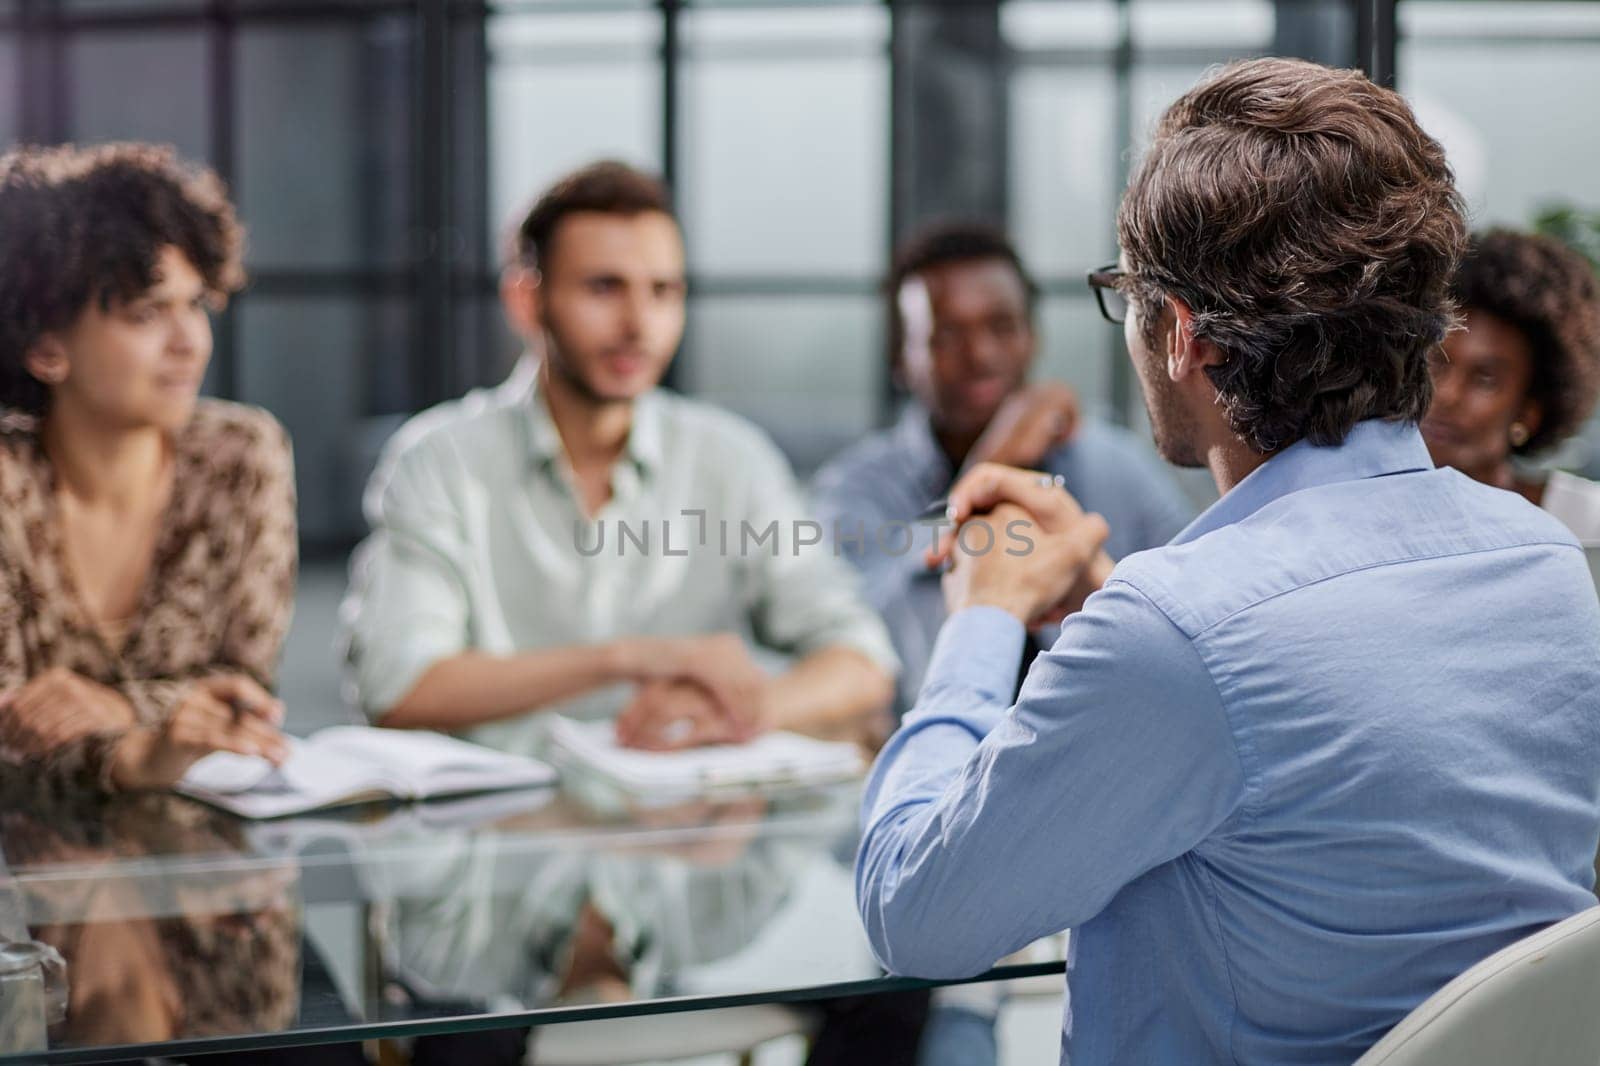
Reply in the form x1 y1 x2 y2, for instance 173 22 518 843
855 57 1600 1065
813 223 1193 716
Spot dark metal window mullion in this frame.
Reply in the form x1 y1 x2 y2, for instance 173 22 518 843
1109 0 1134 427
1356 0 1398 89
882 0 901 426
416 0 451 409
17 0 69 143
464 10 494 392
207 0 240 402
661 0 683 391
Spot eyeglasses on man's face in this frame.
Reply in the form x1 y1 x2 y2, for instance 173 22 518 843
1087 264 1129 325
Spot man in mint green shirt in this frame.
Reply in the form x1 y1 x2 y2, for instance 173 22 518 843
343 161 897 758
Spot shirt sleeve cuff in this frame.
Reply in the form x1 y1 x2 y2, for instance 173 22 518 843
350 638 461 721
916 606 1027 712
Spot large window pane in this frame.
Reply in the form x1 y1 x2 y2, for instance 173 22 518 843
238 19 415 271
1002 0 1120 49
682 295 880 474
64 30 209 161
1034 295 1115 419
1400 2 1600 227
1006 0 1272 428
679 7 888 276
236 298 405 544
1129 1 1272 148
1400 1 1600 478
1130 60 1218 147
1129 0 1272 49
1009 66 1118 275
687 0 880 7
486 10 660 245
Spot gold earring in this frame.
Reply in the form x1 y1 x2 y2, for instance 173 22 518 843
1509 422 1530 447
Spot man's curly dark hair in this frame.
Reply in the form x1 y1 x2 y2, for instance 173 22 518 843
0 142 245 417
1118 58 1467 454
1453 228 1600 456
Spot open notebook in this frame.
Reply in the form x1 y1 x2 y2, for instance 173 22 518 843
177 726 558 819
546 716 864 797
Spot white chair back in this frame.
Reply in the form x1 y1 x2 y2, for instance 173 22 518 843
1355 906 1600 1066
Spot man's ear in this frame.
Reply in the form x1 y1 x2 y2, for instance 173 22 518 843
22 335 70 388
499 265 543 343
1164 296 1224 382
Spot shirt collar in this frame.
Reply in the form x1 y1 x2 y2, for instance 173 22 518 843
520 358 664 481
1172 418 1435 545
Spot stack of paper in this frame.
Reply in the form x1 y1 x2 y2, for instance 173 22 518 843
546 716 864 797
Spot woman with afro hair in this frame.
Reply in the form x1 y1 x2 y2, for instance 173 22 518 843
0 143 293 792
1422 227 1600 541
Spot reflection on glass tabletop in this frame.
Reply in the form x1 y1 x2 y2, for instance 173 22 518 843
0 776 1065 1062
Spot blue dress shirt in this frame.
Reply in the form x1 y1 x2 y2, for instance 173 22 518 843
857 419 1600 1065
812 405 1194 713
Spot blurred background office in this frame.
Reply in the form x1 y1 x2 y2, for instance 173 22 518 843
3 0 1597 548
0 0 1595 737
4 5 1598 1063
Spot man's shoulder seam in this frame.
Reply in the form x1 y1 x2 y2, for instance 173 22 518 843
1102 575 1263 827
1190 537 1584 638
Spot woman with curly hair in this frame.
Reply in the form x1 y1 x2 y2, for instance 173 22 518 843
1422 228 1600 540
0 142 292 791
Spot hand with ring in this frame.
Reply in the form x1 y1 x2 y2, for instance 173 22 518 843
929 462 1115 625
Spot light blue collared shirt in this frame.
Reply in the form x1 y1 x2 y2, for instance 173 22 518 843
857 419 1600 1065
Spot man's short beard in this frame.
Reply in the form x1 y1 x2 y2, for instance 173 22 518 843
1149 414 1205 469
1140 351 1205 469
541 317 611 407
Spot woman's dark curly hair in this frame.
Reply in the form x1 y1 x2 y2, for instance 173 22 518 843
0 142 245 416
1454 228 1600 456
1118 58 1467 453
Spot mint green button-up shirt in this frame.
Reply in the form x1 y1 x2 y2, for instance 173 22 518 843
343 359 898 758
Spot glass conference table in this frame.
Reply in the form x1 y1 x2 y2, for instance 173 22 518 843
0 766 1066 1064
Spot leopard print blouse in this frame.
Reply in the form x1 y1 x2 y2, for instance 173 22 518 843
0 400 298 789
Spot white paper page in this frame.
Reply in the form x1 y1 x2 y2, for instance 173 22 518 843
177 748 283 795
547 717 864 796
306 726 557 798
178 738 397 818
